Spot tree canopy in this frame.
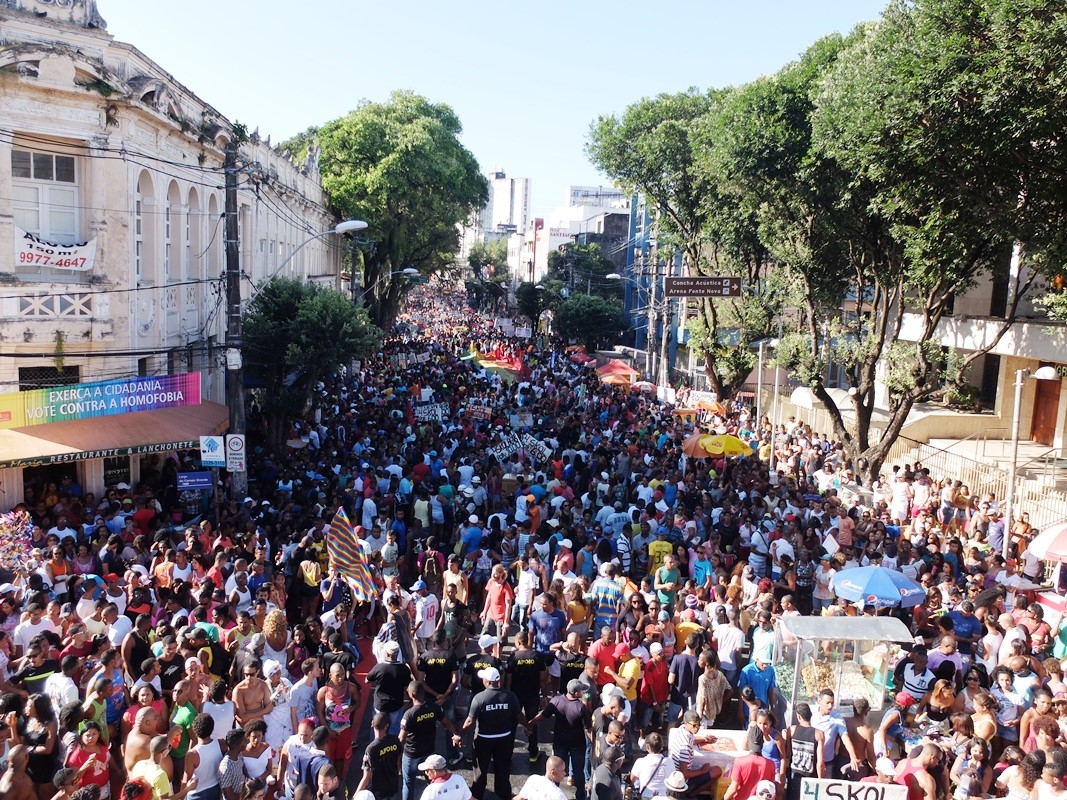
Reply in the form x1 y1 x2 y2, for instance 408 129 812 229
243 278 381 451
587 0 1067 483
286 91 488 328
553 294 626 352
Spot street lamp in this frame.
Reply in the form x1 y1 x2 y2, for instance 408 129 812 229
357 267 420 301
1004 365 1058 558
261 219 368 288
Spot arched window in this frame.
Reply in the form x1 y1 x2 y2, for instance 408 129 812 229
207 194 220 277
187 188 200 280
135 171 156 284
165 181 181 282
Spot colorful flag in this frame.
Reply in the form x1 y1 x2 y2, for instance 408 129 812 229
325 506 378 602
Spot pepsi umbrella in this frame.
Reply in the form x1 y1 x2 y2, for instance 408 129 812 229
830 565 926 608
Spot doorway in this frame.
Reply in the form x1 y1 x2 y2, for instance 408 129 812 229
1030 373 1062 446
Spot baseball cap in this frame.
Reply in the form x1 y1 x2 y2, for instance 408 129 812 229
468 514 479 523
383 641 400 655
103 573 120 583
658 610 670 622
410 580 427 591
0 583 16 595
649 642 664 655
602 745 625 763
567 679 584 695
417 754 447 771
613 643 631 659
895 691 916 707
756 781 777 798
477 666 501 682
560 539 573 549
478 634 498 649
876 757 897 776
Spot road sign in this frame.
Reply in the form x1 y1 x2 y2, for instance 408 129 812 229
177 471 213 491
199 435 225 468
663 276 742 298
226 434 247 473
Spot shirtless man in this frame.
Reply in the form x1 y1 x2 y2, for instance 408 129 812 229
1 746 36 800
233 658 273 726
843 697 876 779
124 706 169 775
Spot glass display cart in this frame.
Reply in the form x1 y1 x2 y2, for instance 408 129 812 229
773 616 913 722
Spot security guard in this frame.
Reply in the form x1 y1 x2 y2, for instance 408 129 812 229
463 665 526 800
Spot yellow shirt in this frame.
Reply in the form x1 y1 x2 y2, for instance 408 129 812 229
647 539 673 574
129 760 171 800
616 656 642 702
675 620 704 645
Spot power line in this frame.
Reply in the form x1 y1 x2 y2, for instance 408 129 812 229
9 130 227 174
2 275 223 301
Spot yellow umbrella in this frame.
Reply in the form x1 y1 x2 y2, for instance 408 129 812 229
681 432 714 458
699 434 750 457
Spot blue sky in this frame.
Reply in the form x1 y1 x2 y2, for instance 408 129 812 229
102 0 888 216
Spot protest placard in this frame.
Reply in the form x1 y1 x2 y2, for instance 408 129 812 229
801 779 907 800
467 405 493 421
521 432 553 463
413 402 449 421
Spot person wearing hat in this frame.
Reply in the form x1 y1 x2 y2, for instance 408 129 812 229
875 690 915 760
411 579 440 654
722 725 775 800
417 753 471 800
528 679 593 800
861 756 900 785
662 770 691 799
366 640 414 736
589 743 625 800
463 665 526 800
813 553 836 615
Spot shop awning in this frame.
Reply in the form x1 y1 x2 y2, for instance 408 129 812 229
0 402 229 468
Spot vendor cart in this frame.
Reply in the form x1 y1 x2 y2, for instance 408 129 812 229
773 615 913 723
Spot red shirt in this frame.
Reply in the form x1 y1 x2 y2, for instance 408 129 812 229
729 754 775 800
483 578 514 622
639 656 669 704
588 639 617 686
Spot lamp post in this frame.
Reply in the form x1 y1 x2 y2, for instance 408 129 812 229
261 219 368 290
1004 365 1058 558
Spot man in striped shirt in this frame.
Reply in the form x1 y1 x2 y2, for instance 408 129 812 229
589 563 623 634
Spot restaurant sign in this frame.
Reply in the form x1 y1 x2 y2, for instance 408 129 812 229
0 372 201 430
0 440 200 469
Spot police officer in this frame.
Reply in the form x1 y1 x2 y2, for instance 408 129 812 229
463 666 526 800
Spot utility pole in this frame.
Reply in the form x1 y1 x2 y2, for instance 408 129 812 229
645 246 656 382
350 235 363 307
224 141 247 498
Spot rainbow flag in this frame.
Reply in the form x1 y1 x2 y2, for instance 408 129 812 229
469 346 527 383
325 506 378 602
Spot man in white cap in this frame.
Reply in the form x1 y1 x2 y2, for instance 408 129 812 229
417 754 471 800
464 666 526 800
410 579 439 653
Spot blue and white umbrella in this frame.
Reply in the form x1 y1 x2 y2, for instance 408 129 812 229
830 565 927 608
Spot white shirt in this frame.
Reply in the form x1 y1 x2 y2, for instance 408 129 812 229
45 672 78 717
107 614 133 648
13 618 57 654
419 773 472 800
414 593 439 638
515 774 566 800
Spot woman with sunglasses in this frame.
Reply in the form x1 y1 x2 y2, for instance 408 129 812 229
954 669 988 714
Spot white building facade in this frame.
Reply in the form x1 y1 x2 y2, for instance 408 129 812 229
0 0 342 503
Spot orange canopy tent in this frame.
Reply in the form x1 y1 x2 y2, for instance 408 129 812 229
596 359 640 377
600 372 634 386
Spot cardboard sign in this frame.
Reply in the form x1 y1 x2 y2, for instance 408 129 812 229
521 432 553 463
511 410 535 428
413 402 450 421
494 431 524 461
468 405 493 421
801 779 907 800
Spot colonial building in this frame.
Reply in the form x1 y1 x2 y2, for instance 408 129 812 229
0 0 343 503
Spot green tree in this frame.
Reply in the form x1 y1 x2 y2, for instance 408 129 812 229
554 295 626 351
546 243 622 300
466 239 510 311
243 278 381 451
306 91 488 328
515 281 548 328
587 89 775 396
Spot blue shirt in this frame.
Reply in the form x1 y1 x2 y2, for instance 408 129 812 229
947 609 980 655
738 662 778 708
528 608 567 653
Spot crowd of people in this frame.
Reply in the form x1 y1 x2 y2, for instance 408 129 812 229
0 282 1064 800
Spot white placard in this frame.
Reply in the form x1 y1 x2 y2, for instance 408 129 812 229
801 779 906 800
226 434 246 472
199 435 225 468
16 226 97 271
